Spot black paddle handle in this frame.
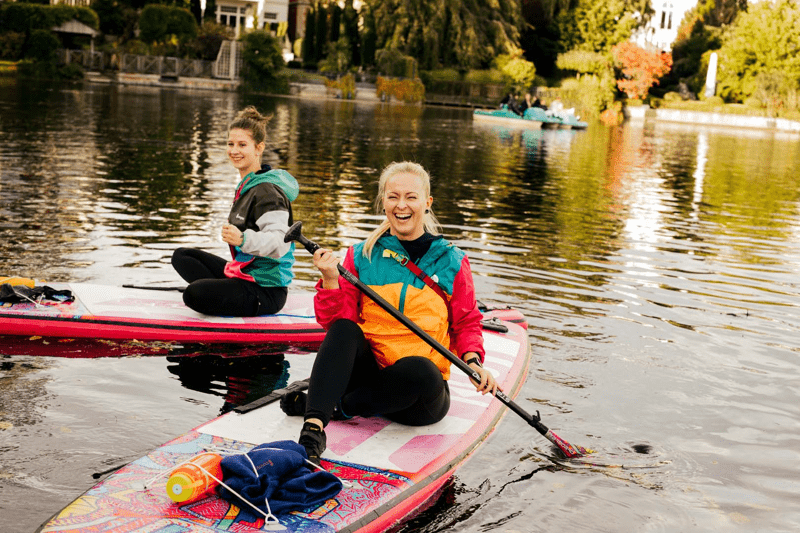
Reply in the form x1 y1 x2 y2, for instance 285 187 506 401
284 222 551 436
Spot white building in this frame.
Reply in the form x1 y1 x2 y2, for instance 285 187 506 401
208 0 289 37
632 0 697 52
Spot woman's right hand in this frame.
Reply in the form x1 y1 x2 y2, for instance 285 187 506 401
313 248 340 289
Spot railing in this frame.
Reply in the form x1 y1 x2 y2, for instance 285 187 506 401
56 42 237 81
422 81 506 106
57 49 105 70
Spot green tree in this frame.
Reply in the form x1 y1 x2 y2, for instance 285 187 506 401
301 6 316 67
556 0 644 54
366 0 522 70
203 0 217 22
241 30 286 90
190 0 202 24
139 5 197 44
716 0 800 103
343 0 360 66
314 2 328 63
360 4 377 67
328 1 341 43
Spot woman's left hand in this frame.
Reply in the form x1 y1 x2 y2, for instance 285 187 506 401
468 361 497 395
222 224 243 247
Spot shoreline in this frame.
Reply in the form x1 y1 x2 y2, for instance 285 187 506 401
84 72 800 131
625 104 800 134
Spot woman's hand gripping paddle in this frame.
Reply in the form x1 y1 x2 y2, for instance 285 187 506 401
284 221 591 458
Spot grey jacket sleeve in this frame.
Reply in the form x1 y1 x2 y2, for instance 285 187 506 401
240 209 292 259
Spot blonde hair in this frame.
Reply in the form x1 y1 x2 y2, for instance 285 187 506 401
229 106 271 145
362 161 441 259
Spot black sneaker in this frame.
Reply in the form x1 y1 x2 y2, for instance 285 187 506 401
299 421 326 465
280 391 307 417
331 400 353 421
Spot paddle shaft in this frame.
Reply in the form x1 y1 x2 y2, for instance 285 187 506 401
286 224 584 456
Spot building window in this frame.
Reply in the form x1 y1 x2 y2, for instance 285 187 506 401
668 11 672 30
660 11 666 29
220 6 237 13
264 12 278 20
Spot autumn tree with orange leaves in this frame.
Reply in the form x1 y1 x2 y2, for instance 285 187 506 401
612 42 672 100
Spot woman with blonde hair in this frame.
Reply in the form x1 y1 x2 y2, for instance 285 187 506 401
171 106 299 316
280 161 495 464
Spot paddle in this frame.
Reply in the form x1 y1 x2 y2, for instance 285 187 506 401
284 221 591 458
123 284 186 292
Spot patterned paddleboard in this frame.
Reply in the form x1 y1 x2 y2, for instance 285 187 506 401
38 319 531 533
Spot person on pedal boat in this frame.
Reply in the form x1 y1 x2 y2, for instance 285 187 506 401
171 106 298 317
281 161 496 464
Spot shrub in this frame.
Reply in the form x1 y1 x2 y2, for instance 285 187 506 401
464 69 504 84
704 95 724 106
558 74 616 117
59 62 83 80
425 68 462 82
25 29 60 63
0 3 98 33
0 31 25 60
743 97 762 109
325 73 356 99
184 21 231 61
494 51 536 92
240 30 286 92
375 47 416 78
139 5 197 45
376 76 425 103
663 91 682 101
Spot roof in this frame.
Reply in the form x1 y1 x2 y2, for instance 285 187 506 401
51 19 98 37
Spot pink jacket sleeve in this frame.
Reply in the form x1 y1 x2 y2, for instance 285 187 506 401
313 247 362 330
449 256 486 362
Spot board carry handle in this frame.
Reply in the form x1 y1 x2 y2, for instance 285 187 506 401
284 221 590 458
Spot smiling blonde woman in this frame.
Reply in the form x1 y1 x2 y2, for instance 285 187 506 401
279 161 496 464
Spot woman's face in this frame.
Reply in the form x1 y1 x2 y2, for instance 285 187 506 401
227 128 263 176
383 172 432 240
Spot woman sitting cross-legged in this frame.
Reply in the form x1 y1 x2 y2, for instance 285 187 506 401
280 161 497 464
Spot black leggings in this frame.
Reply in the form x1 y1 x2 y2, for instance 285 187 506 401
171 247 287 317
306 319 450 427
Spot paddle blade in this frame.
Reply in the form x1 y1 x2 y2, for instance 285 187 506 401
546 429 593 458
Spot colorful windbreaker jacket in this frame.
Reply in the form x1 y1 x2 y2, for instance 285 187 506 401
224 167 299 287
314 233 485 380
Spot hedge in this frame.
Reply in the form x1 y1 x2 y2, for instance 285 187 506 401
0 3 98 34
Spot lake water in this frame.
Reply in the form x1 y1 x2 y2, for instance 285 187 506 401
1 79 799 532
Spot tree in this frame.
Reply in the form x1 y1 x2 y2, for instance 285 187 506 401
241 30 285 89
612 41 672 99
138 5 197 44
366 0 522 70
203 0 217 22
190 0 202 24
360 4 377 67
301 6 315 66
715 0 800 103
556 0 644 54
314 2 327 63
343 0 359 66
665 0 745 93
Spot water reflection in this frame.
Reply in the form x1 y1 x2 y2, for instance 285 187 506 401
1 81 799 533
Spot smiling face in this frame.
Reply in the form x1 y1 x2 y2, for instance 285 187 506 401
383 172 433 240
227 128 264 177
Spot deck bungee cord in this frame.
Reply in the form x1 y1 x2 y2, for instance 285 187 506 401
284 221 592 459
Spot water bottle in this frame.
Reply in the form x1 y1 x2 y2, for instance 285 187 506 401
165 452 223 503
